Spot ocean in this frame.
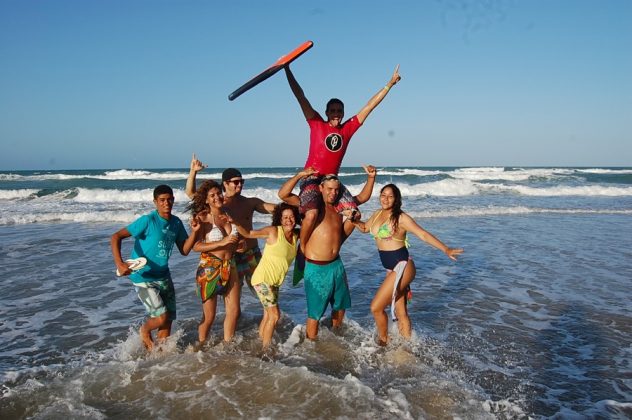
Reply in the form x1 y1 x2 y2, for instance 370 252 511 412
0 166 631 419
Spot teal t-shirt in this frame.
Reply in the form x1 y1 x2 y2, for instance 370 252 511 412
126 210 188 283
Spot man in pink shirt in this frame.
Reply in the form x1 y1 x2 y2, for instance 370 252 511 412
284 64 401 249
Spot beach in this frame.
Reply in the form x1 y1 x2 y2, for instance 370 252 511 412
1 166 631 418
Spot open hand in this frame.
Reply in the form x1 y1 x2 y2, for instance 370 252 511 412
446 247 464 261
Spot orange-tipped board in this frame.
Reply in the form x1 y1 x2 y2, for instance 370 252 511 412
228 40 313 101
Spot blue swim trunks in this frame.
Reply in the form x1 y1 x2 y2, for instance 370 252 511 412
304 257 351 320
134 276 177 320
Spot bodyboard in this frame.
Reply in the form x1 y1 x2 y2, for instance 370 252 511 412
228 40 313 101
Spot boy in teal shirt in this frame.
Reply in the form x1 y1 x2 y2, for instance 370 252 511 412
111 184 199 350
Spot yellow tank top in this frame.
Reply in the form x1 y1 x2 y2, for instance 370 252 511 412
250 226 298 287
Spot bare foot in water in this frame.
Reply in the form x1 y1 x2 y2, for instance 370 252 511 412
140 325 154 351
192 341 204 352
376 336 389 347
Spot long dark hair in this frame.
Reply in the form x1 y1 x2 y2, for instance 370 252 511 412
381 184 403 233
186 180 222 216
272 203 301 226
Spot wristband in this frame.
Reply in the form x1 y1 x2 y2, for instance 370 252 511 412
384 85 390 91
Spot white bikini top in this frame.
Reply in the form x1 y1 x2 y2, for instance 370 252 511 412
205 225 225 242
205 213 227 242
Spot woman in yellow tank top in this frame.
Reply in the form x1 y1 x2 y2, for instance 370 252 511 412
233 203 300 349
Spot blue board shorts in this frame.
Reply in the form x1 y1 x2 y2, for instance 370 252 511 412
134 276 177 320
304 257 351 320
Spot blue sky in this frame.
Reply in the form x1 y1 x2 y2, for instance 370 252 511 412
1 0 630 170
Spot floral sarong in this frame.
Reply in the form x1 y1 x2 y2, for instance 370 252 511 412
196 253 233 302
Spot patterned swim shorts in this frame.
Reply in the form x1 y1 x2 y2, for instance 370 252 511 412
253 282 280 308
234 247 262 286
134 276 177 320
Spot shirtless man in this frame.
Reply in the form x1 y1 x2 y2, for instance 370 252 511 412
279 165 377 285
279 172 374 339
220 167 276 288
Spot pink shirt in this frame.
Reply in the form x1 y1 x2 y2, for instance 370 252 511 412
304 113 362 175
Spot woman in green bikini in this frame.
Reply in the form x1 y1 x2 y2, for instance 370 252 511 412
353 184 463 345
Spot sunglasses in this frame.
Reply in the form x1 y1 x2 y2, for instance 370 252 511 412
228 179 244 185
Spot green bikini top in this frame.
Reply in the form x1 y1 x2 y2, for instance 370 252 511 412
369 210 409 247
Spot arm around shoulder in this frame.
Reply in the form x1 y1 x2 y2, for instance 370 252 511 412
251 197 276 214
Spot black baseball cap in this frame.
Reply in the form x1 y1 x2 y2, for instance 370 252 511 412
222 168 242 182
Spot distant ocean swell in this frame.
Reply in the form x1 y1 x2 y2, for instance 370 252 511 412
1 166 631 226
2 206 632 226
5 182 632 201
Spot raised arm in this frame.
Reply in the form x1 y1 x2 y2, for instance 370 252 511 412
356 65 401 124
185 153 207 199
399 213 463 261
278 167 318 206
284 65 317 120
354 164 377 205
